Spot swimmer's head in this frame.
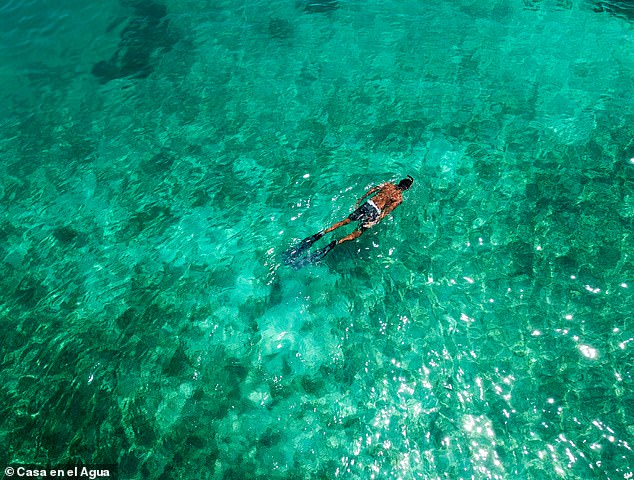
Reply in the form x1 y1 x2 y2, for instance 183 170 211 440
398 175 414 190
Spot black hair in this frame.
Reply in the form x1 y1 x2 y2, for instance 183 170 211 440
398 175 414 190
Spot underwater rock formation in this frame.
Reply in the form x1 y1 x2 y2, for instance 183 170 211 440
301 0 340 14
593 0 634 20
92 0 176 83
268 17 294 40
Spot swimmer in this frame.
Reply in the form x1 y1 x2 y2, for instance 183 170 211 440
283 175 414 267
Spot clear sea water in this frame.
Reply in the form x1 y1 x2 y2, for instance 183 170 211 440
1 0 633 478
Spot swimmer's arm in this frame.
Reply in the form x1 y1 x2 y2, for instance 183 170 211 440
354 184 384 207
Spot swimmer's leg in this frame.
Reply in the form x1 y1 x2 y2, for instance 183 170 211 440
299 216 351 248
336 228 364 244
323 217 352 234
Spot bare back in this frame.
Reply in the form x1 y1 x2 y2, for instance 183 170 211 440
369 183 403 212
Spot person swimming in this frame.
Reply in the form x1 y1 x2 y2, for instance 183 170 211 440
283 176 414 267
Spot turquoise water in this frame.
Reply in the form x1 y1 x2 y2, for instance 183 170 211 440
1 0 633 478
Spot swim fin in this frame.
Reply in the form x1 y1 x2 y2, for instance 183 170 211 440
291 240 337 269
281 231 324 265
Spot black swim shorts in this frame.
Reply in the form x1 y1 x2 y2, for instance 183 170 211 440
348 201 380 228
